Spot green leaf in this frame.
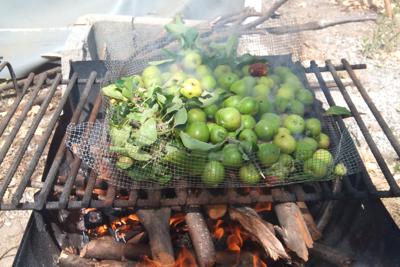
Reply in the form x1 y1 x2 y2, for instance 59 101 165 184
208 151 223 161
122 86 134 99
162 49 179 59
127 112 143 123
225 35 239 58
156 93 167 105
102 84 126 101
324 106 352 116
165 14 199 49
148 58 175 66
179 131 224 151
135 118 157 145
199 88 227 107
174 107 187 126
109 125 132 147
125 143 152 161
239 141 258 155
115 79 125 89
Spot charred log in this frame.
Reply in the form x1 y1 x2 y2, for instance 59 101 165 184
229 206 289 261
59 251 138 267
80 236 150 261
137 208 175 266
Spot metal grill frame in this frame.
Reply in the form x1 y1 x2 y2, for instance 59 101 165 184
0 59 399 210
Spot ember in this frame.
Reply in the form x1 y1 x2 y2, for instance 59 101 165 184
254 202 272 213
213 219 225 240
174 247 197 267
252 252 268 267
226 225 243 253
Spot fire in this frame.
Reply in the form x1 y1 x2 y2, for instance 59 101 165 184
254 202 272 213
142 255 162 267
227 225 243 253
170 213 186 228
174 247 197 267
110 213 140 231
252 252 268 267
213 219 225 240
95 225 108 235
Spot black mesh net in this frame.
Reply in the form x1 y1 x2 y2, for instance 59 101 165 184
65 17 361 189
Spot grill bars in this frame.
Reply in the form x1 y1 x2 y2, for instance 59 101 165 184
0 60 399 210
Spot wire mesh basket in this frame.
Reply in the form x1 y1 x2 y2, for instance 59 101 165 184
66 17 361 189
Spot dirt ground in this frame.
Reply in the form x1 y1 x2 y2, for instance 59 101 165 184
0 0 399 266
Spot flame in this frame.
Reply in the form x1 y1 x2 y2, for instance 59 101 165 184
143 255 162 267
252 252 268 267
110 213 141 231
170 213 185 228
94 225 108 236
129 213 140 222
227 226 243 253
142 248 196 267
213 219 225 240
254 202 272 213
87 211 141 238
174 247 197 267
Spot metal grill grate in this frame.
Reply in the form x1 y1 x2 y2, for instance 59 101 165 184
0 60 399 210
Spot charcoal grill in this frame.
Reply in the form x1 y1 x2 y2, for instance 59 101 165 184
2 57 400 267
0 58 399 211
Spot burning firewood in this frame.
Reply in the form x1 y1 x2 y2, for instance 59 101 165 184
229 207 289 261
80 236 150 261
185 210 216 267
272 190 313 261
59 250 140 267
137 208 175 266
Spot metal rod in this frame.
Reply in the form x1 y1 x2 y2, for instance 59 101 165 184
58 76 102 209
309 60 377 194
0 61 21 95
81 171 97 208
0 73 62 201
342 59 400 158
0 66 61 92
34 74 78 210
325 60 400 195
102 185 116 208
0 74 46 164
0 73 34 137
304 63 366 73
11 72 97 205
309 61 362 194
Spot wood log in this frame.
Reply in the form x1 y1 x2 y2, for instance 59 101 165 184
59 251 139 267
292 185 322 241
229 207 289 261
272 189 313 262
137 208 175 266
205 204 227 219
80 236 150 261
185 210 216 267
296 201 322 241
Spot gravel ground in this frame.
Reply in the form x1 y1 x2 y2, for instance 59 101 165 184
0 0 399 265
